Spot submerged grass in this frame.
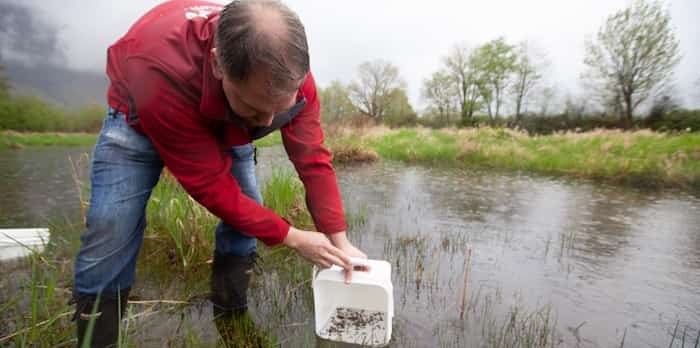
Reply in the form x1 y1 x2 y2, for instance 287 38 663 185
2 158 696 346
0 166 316 346
329 126 700 190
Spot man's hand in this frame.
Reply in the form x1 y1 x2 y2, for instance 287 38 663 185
283 226 352 271
328 231 368 283
283 228 368 284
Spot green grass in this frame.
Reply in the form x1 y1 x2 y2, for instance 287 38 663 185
0 96 104 133
0 127 285 151
0 131 98 150
254 131 283 147
335 127 700 190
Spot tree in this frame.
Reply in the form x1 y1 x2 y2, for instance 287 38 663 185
472 38 517 119
536 86 556 116
583 0 680 122
421 70 458 125
511 41 545 120
348 60 405 120
0 65 9 99
383 88 417 127
563 94 588 119
444 44 483 123
319 80 355 123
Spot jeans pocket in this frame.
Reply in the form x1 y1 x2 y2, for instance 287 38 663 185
97 109 160 160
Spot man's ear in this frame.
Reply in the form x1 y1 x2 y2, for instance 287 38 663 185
210 48 224 80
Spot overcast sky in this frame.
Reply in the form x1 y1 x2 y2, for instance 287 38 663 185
18 0 700 109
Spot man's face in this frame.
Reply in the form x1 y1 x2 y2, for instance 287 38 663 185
211 49 297 128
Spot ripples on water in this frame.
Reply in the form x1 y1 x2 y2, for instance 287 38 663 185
1 146 699 347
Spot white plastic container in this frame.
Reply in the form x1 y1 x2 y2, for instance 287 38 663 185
0 228 50 261
312 258 393 347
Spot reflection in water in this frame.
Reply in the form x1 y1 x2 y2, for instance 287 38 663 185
0 147 90 226
1 146 699 347
336 156 700 348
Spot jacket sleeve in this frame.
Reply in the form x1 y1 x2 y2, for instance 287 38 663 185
126 62 290 245
281 72 348 234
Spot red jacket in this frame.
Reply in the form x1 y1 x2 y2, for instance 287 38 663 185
105 0 346 245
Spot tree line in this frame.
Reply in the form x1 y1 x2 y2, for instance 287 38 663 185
321 0 698 131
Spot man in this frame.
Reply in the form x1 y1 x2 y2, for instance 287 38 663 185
72 0 366 346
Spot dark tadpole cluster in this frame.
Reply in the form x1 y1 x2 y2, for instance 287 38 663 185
320 307 387 346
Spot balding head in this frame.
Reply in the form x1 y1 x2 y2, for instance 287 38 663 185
216 0 309 97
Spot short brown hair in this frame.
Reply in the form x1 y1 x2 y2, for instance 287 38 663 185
216 0 309 95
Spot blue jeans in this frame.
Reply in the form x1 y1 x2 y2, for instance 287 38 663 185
74 109 260 295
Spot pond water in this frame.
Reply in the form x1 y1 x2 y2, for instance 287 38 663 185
1 145 699 347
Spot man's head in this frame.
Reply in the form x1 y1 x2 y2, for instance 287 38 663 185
211 0 309 127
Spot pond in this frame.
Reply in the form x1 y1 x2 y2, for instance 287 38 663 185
1 145 699 347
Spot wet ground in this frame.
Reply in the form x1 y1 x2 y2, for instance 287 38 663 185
1 145 699 347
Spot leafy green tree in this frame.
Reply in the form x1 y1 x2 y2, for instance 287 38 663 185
348 60 405 120
511 41 544 120
472 38 517 119
584 0 680 122
444 44 482 122
383 88 417 127
319 80 355 123
0 65 10 99
421 70 458 125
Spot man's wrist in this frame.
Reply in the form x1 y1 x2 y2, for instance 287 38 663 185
283 226 300 249
327 231 349 247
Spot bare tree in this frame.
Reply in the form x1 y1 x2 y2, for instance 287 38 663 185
421 70 458 125
583 0 680 122
511 41 545 120
444 44 482 122
348 60 405 120
472 38 517 119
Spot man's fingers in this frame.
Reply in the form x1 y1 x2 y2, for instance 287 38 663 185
322 252 347 270
326 246 354 284
344 268 352 284
327 245 352 270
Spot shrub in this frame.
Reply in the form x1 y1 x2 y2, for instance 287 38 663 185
0 95 104 132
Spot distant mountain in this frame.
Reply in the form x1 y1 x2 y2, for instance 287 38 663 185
3 59 108 107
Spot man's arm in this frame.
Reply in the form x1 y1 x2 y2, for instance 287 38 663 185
127 64 357 276
281 72 348 234
281 73 368 282
127 63 290 245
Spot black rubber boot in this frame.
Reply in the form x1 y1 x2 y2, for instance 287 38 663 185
72 289 129 348
210 252 271 347
210 252 257 317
